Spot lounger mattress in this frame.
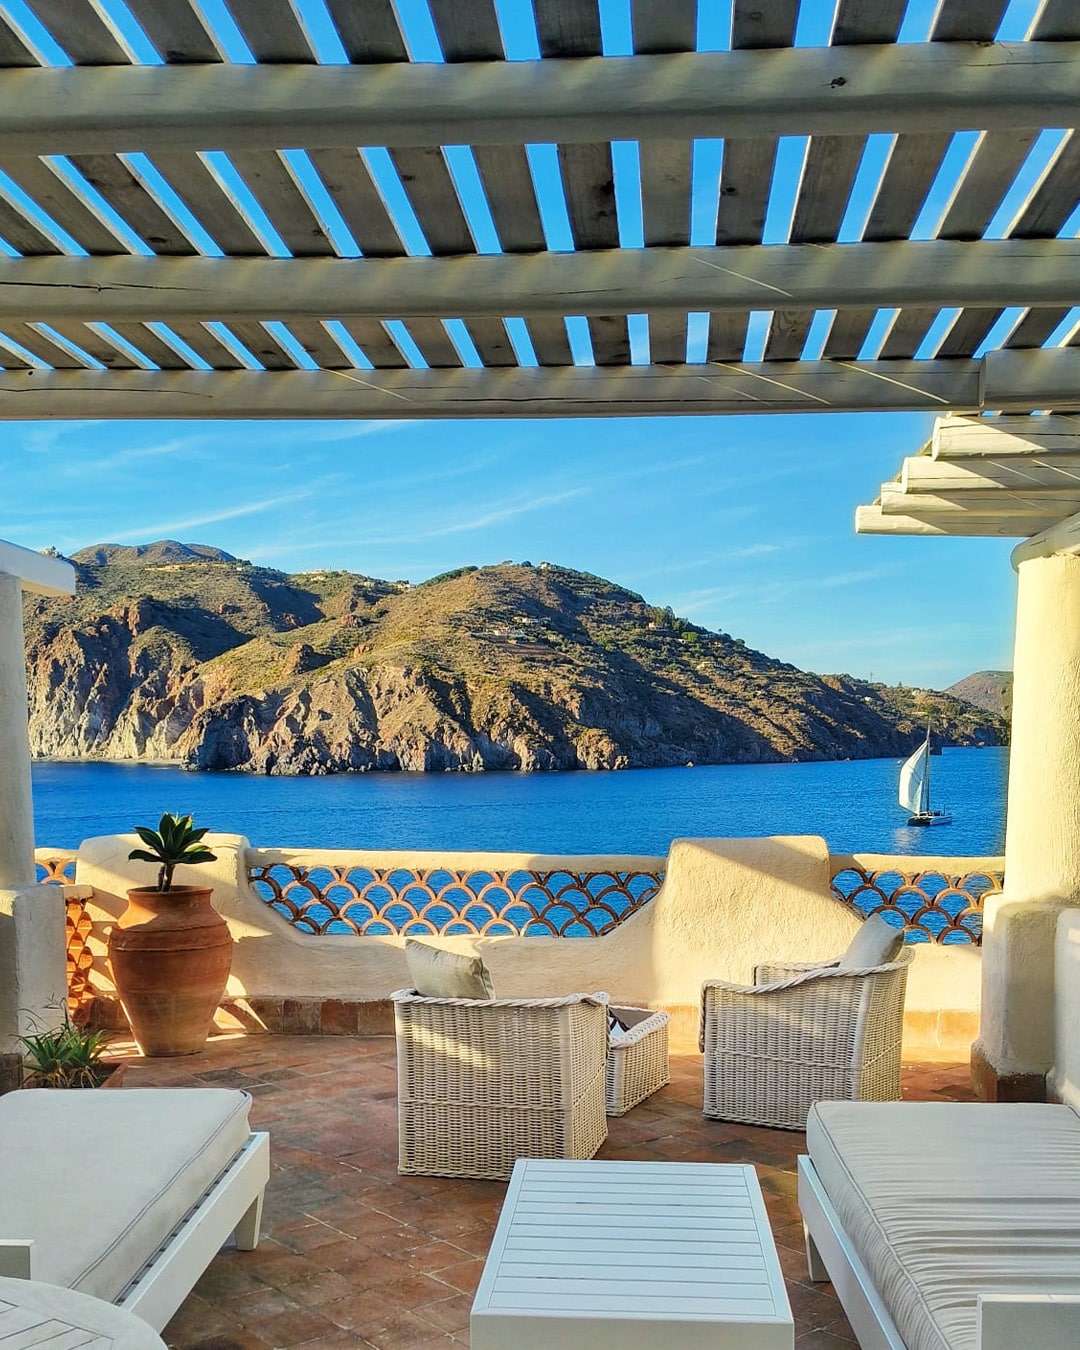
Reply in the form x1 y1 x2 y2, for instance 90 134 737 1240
807 1101 1080 1350
0 1087 252 1301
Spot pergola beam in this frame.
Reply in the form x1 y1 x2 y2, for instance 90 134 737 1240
0 42 1075 155
0 362 982 419
4 241 1080 321
855 505 1055 538
932 414 1080 459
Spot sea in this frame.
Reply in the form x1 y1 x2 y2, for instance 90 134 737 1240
31 746 1008 858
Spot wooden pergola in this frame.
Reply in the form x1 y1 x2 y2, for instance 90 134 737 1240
0 0 1077 424
5 0 1080 1103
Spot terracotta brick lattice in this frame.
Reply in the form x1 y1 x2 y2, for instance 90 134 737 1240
248 863 664 937
829 865 1001 944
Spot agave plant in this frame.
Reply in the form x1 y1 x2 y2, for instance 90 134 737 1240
20 1013 113 1088
128 812 217 893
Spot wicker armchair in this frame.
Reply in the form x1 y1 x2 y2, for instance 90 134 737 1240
392 988 610 1180
700 948 914 1131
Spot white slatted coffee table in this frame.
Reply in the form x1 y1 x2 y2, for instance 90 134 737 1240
471 1159 793 1349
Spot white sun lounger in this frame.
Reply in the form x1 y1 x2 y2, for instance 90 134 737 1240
0 1088 269 1332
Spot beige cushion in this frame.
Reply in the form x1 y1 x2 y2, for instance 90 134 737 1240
0 1087 252 1301
405 938 494 999
807 1100 1080 1350
838 912 904 969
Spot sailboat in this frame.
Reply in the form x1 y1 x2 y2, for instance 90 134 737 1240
899 723 952 827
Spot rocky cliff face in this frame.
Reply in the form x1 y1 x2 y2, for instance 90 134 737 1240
23 544 1008 774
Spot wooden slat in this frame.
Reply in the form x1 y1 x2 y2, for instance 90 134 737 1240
227 150 335 257
0 334 32 368
106 321 193 368
225 320 301 369
338 319 410 369
1031 0 1080 39
462 316 518 368
429 0 503 58
0 158 129 255
634 0 696 364
472 146 546 253
0 323 89 368
706 312 749 362
150 152 268 256
22 0 132 64
306 149 406 257
323 0 407 61
764 0 904 362
164 321 247 369
46 322 141 369
284 319 353 369
66 152 198 254
832 0 907 44
877 307 938 360
223 0 317 63
535 0 625 366
931 0 1009 42
0 191 61 254
125 0 224 63
526 316 573 366
0 14 41 65
403 318 464 368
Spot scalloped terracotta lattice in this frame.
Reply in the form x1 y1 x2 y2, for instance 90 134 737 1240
248 863 665 937
830 866 1002 944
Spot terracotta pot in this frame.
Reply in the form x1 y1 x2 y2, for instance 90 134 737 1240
108 885 232 1057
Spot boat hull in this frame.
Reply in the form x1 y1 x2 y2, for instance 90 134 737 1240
907 812 952 827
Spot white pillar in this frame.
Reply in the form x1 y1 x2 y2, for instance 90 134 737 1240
0 572 34 889
973 552 1080 1099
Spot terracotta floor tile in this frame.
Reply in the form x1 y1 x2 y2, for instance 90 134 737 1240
136 1034 970 1349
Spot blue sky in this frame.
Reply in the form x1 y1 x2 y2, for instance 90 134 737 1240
1 0 1056 689
2 411 1017 688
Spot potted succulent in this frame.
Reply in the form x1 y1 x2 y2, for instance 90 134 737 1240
107 813 231 1057
20 1011 119 1088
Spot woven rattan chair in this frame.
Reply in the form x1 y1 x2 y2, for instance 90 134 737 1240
700 947 914 1131
392 988 610 1180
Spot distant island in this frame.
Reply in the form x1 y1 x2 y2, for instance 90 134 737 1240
945 670 1013 719
22 540 1008 775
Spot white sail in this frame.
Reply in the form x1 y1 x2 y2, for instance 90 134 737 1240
899 738 929 814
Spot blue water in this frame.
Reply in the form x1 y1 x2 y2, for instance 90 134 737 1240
30 747 1008 857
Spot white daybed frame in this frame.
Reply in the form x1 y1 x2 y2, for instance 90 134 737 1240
798 1154 1080 1350
0 1131 269 1332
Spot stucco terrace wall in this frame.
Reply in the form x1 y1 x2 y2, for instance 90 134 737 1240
64 833 987 1058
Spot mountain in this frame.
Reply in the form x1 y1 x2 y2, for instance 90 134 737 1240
945 670 1013 718
22 544 1008 774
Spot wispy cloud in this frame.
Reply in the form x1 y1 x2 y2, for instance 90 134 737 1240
421 487 589 538
104 488 317 543
61 436 204 476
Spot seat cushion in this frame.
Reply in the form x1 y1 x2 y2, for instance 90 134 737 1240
837 912 904 969
405 938 494 999
807 1101 1080 1350
0 1087 252 1301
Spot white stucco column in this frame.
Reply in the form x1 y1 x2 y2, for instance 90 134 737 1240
973 551 1080 1099
0 571 35 889
0 543 75 1076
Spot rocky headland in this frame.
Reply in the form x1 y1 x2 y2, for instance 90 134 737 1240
22 541 1008 774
